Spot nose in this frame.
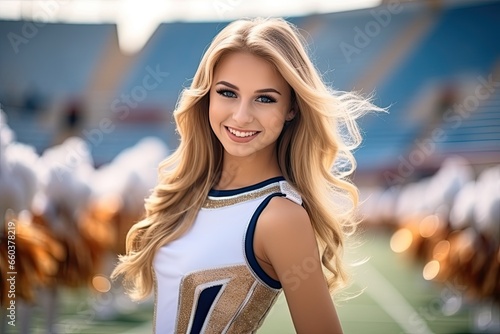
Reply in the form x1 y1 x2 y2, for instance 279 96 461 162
232 101 253 125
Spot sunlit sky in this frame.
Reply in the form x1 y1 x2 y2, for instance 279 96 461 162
0 0 381 53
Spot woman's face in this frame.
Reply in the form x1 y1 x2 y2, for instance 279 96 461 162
209 52 293 160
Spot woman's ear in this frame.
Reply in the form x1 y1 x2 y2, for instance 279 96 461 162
286 108 297 121
286 90 298 121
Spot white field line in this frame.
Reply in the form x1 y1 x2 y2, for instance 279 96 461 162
355 262 435 334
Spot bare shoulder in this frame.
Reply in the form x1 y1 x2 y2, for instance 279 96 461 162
258 196 312 236
255 196 318 265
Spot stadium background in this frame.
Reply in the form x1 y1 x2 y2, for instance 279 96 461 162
0 0 499 333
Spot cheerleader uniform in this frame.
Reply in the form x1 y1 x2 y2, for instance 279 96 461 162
153 176 302 333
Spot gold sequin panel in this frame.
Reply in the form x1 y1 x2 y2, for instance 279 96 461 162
225 281 280 333
202 185 281 209
175 265 281 334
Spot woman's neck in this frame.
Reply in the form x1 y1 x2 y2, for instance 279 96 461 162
215 151 282 190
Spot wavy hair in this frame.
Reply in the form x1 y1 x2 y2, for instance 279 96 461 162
112 17 383 300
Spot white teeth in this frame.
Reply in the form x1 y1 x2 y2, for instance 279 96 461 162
228 127 257 138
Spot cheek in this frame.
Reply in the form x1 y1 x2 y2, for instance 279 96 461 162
270 106 289 127
269 112 286 129
262 111 286 137
208 93 220 129
208 93 228 117
208 106 218 134
208 101 231 140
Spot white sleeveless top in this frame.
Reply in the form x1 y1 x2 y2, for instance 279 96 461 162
152 176 302 333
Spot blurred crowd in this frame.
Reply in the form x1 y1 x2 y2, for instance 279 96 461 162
0 109 167 332
360 156 500 332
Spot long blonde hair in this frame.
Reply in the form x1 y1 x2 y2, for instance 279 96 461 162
112 17 382 300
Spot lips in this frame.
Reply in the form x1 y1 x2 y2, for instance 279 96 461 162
225 126 259 142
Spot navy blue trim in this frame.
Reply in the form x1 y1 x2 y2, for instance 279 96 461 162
245 193 284 289
208 176 285 197
190 284 223 334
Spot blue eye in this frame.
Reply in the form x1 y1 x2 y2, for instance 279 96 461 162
256 95 276 103
216 89 236 98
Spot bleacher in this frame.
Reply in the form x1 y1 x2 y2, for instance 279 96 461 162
1 110 52 155
0 21 113 96
90 122 171 166
307 3 425 90
1 1 499 172
435 86 500 158
354 0 500 174
116 21 225 105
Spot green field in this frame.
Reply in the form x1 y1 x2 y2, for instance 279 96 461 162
3 229 475 334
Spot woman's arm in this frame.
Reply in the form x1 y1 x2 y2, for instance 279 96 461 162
255 197 344 334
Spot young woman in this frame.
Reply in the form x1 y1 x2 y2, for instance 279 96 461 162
112 17 381 333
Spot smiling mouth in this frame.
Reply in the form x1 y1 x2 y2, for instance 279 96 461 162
226 126 259 138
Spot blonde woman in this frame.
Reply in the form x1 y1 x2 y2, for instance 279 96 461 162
112 17 381 333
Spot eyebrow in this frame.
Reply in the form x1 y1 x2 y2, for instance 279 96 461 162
215 81 282 96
